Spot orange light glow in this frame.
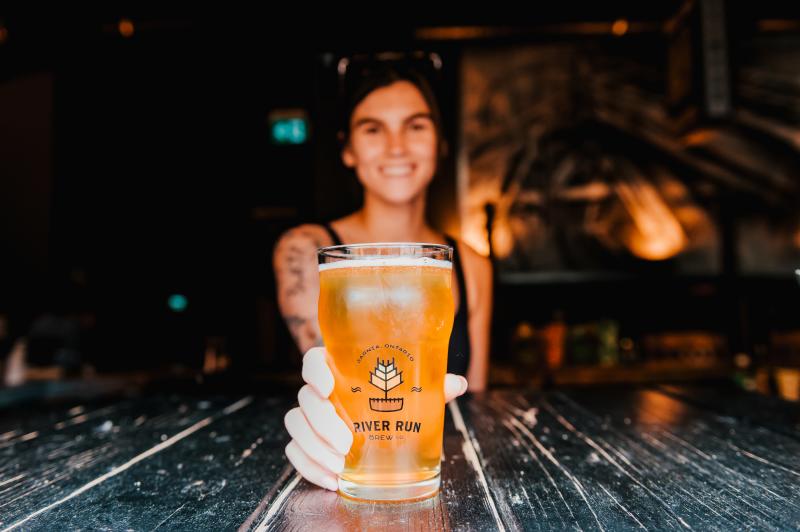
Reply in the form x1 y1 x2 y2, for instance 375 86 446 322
0 27 7 44
516 322 535 340
611 19 629 36
491 219 515 259
415 27 499 40
462 223 491 258
119 19 134 38
635 391 687 425
616 179 687 261
682 128 718 146
461 181 497 258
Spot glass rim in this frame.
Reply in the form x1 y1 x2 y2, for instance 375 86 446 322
318 242 452 261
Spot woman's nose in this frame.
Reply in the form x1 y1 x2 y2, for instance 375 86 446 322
386 131 408 156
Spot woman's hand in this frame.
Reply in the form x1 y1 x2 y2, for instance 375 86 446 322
284 347 469 491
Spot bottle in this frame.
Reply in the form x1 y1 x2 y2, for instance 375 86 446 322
544 311 566 370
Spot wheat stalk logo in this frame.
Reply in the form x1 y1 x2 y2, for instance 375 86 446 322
368 357 404 412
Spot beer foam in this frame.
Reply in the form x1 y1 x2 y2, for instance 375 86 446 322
319 256 452 271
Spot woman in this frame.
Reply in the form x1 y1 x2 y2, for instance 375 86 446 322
273 61 492 491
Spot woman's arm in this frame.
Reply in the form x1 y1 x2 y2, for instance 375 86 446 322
273 224 330 354
460 243 493 392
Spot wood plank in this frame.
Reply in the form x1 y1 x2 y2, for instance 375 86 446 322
2 388 799 530
529 388 800 529
14 396 295 531
247 401 502 531
0 395 264 530
655 384 800 440
436 389 800 530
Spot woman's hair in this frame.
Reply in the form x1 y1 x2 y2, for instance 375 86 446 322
338 59 448 159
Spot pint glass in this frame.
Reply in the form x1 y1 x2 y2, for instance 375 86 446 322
318 243 454 501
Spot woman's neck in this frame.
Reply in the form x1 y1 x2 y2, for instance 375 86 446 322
350 192 436 242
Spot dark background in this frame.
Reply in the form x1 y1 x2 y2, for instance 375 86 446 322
1 3 800 391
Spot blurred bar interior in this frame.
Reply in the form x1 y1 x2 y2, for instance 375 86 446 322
2 2 800 401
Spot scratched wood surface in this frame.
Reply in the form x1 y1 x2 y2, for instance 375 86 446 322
1 386 799 531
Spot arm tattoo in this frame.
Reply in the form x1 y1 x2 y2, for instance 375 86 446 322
284 315 323 350
278 229 325 299
276 228 326 351
284 244 305 297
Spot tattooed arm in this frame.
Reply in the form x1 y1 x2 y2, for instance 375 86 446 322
273 224 330 354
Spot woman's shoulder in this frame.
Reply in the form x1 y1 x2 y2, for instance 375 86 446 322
450 237 492 276
274 223 336 256
278 224 333 247
449 237 493 310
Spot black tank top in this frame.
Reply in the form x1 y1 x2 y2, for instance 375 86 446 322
321 224 471 377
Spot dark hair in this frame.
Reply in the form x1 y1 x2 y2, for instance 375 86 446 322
337 57 448 159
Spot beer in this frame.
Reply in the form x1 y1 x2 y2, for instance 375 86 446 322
318 245 454 501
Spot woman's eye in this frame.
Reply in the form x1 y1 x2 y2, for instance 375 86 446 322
410 121 431 131
364 127 380 134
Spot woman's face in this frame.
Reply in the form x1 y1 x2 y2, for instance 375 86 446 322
342 80 438 206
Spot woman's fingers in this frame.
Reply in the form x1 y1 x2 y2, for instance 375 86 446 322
302 347 335 398
297 385 353 455
284 407 345 475
291 346 349 492
444 374 468 403
284 440 339 492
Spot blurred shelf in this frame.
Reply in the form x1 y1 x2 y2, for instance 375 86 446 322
490 360 732 387
497 271 634 284
553 361 732 385
497 272 800 286
0 374 146 409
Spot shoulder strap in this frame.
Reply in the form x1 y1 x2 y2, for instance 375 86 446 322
322 223 343 246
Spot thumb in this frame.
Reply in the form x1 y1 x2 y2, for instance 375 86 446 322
444 374 468 403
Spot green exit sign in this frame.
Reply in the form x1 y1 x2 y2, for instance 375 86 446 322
268 109 309 145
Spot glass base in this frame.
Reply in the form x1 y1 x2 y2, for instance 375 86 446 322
337 474 440 502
